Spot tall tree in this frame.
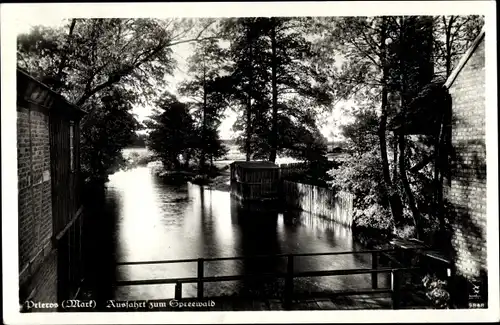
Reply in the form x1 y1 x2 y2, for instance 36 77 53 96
379 17 403 226
316 16 405 226
222 17 332 162
315 16 438 238
179 37 228 170
146 94 196 170
80 86 141 182
221 18 270 160
392 16 435 239
261 17 333 163
269 18 279 163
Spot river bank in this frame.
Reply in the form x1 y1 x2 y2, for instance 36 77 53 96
146 158 232 192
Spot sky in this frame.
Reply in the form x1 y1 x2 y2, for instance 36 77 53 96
15 16 350 141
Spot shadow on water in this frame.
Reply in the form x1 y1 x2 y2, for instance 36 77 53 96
231 200 284 298
80 182 118 310
280 209 390 295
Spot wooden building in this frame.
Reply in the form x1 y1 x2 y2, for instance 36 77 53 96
17 69 86 310
230 161 280 203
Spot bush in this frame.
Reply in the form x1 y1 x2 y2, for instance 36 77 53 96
328 149 394 233
124 149 155 168
422 274 450 308
281 160 339 187
191 174 211 185
328 150 386 201
353 203 393 233
394 224 416 239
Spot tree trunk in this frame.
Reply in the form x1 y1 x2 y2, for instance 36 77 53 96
434 95 452 233
245 103 252 161
433 122 446 232
438 17 454 229
200 60 208 171
444 16 455 77
184 152 191 169
378 17 403 226
245 27 253 162
398 132 424 239
392 134 398 181
398 17 424 239
269 19 279 163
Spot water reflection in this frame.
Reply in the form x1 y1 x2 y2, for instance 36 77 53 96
95 164 389 301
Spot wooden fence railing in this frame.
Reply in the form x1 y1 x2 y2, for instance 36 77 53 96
115 248 419 310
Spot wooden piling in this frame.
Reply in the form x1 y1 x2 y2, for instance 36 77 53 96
371 251 378 289
391 269 402 309
284 255 294 309
197 258 204 299
175 281 182 300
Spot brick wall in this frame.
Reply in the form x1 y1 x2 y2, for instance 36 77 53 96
17 95 58 306
17 69 86 312
18 109 53 267
446 36 486 281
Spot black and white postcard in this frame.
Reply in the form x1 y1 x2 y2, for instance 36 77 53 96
1 1 498 324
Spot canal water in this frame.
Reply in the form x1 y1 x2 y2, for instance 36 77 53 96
86 162 389 302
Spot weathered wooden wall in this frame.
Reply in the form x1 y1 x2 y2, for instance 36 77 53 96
230 162 280 202
282 180 354 227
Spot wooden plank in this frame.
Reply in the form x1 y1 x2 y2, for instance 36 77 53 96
305 300 321 310
117 258 199 265
293 301 318 310
116 248 399 265
116 269 400 287
295 267 394 278
294 288 392 300
423 250 452 264
315 299 336 310
116 277 199 286
54 206 83 241
369 296 393 309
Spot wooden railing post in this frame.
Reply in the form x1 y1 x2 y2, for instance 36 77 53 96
371 251 378 289
391 269 401 309
446 266 455 308
284 255 294 309
197 258 204 299
175 281 182 300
